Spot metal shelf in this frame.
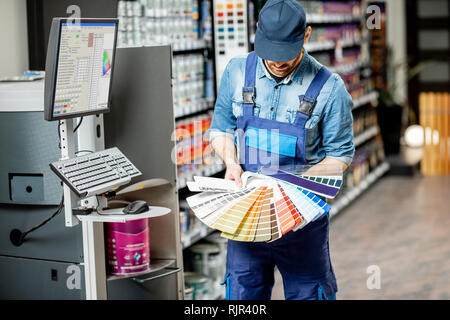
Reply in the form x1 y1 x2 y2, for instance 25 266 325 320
354 125 380 148
329 162 390 218
76 206 171 223
305 38 361 52
352 91 379 110
174 99 214 119
177 163 226 190
329 59 370 75
181 224 216 249
307 14 363 24
107 259 175 281
172 39 210 53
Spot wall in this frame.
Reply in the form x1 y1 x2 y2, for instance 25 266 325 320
0 0 29 77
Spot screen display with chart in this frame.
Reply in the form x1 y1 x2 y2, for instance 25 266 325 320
51 21 117 119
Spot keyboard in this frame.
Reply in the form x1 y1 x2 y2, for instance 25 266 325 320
50 147 141 198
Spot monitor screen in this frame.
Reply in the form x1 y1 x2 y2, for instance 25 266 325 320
45 19 118 120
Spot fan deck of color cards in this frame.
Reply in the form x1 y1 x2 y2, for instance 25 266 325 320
186 167 343 242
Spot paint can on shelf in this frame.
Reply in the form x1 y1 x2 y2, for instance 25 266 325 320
104 218 150 275
204 232 227 279
184 285 194 300
184 272 211 300
188 243 221 282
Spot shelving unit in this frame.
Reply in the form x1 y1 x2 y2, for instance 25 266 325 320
329 162 390 218
305 38 362 52
354 125 380 147
181 224 216 249
174 98 214 119
177 163 226 189
352 91 379 110
107 259 176 281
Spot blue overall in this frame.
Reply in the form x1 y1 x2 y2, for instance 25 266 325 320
223 52 337 300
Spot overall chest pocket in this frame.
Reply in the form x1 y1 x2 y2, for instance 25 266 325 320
306 114 321 145
284 107 322 145
246 126 298 158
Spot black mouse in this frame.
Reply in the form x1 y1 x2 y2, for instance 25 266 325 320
123 200 149 215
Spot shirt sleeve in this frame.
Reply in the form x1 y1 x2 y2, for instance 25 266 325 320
321 76 355 166
208 60 236 142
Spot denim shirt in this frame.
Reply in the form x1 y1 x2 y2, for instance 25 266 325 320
209 50 355 166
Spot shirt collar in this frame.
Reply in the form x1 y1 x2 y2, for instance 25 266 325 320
256 49 310 85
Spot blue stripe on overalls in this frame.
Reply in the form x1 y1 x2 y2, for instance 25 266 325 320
222 51 338 300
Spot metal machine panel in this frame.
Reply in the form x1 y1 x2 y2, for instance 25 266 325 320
0 111 62 205
0 204 83 263
104 45 177 186
0 256 85 299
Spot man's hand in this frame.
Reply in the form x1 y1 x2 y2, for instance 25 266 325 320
211 135 243 188
225 163 243 188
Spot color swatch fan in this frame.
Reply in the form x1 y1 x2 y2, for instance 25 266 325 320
186 167 343 242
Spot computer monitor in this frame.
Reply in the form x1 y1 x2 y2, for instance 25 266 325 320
44 18 118 121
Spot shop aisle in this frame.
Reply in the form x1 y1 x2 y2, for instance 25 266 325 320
272 175 450 300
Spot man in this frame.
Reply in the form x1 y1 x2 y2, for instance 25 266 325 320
209 0 354 300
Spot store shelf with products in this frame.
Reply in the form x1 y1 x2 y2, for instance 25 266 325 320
329 132 389 218
183 232 227 300
174 112 226 190
329 58 369 75
172 39 211 53
178 162 226 190
304 38 361 52
329 162 390 218
354 125 380 148
181 224 216 249
307 13 363 24
174 98 215 119
116 0 209 49
352 91 379 110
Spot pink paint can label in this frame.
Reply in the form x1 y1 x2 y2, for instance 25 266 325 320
105 227 150 275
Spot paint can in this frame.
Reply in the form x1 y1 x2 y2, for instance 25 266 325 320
184 284 194 300
104 218 150 275
188 243 221 282
184 272 211 300
204 232 228 279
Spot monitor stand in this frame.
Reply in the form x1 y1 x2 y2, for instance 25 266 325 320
59 115 108 300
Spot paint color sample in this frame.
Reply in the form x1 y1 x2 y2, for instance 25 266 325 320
213 0 249 86
187 170 342 242
187 188 255 218
212 187 265 234
269 203 281 241
301 175 343 188
254 189 274 241
263 169 341 198
221 187 267 241
279 182 324 223
273 184 296 234
278 183 303 226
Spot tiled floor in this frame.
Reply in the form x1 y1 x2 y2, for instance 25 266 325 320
271 175 450 300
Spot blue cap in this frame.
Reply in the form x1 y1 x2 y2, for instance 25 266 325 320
254 0 307 62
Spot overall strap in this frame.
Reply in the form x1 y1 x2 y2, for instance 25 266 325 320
242 51 258 117
296 66 332 119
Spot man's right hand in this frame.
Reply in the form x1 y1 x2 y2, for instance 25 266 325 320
211 135 243 188
225 163 243 188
